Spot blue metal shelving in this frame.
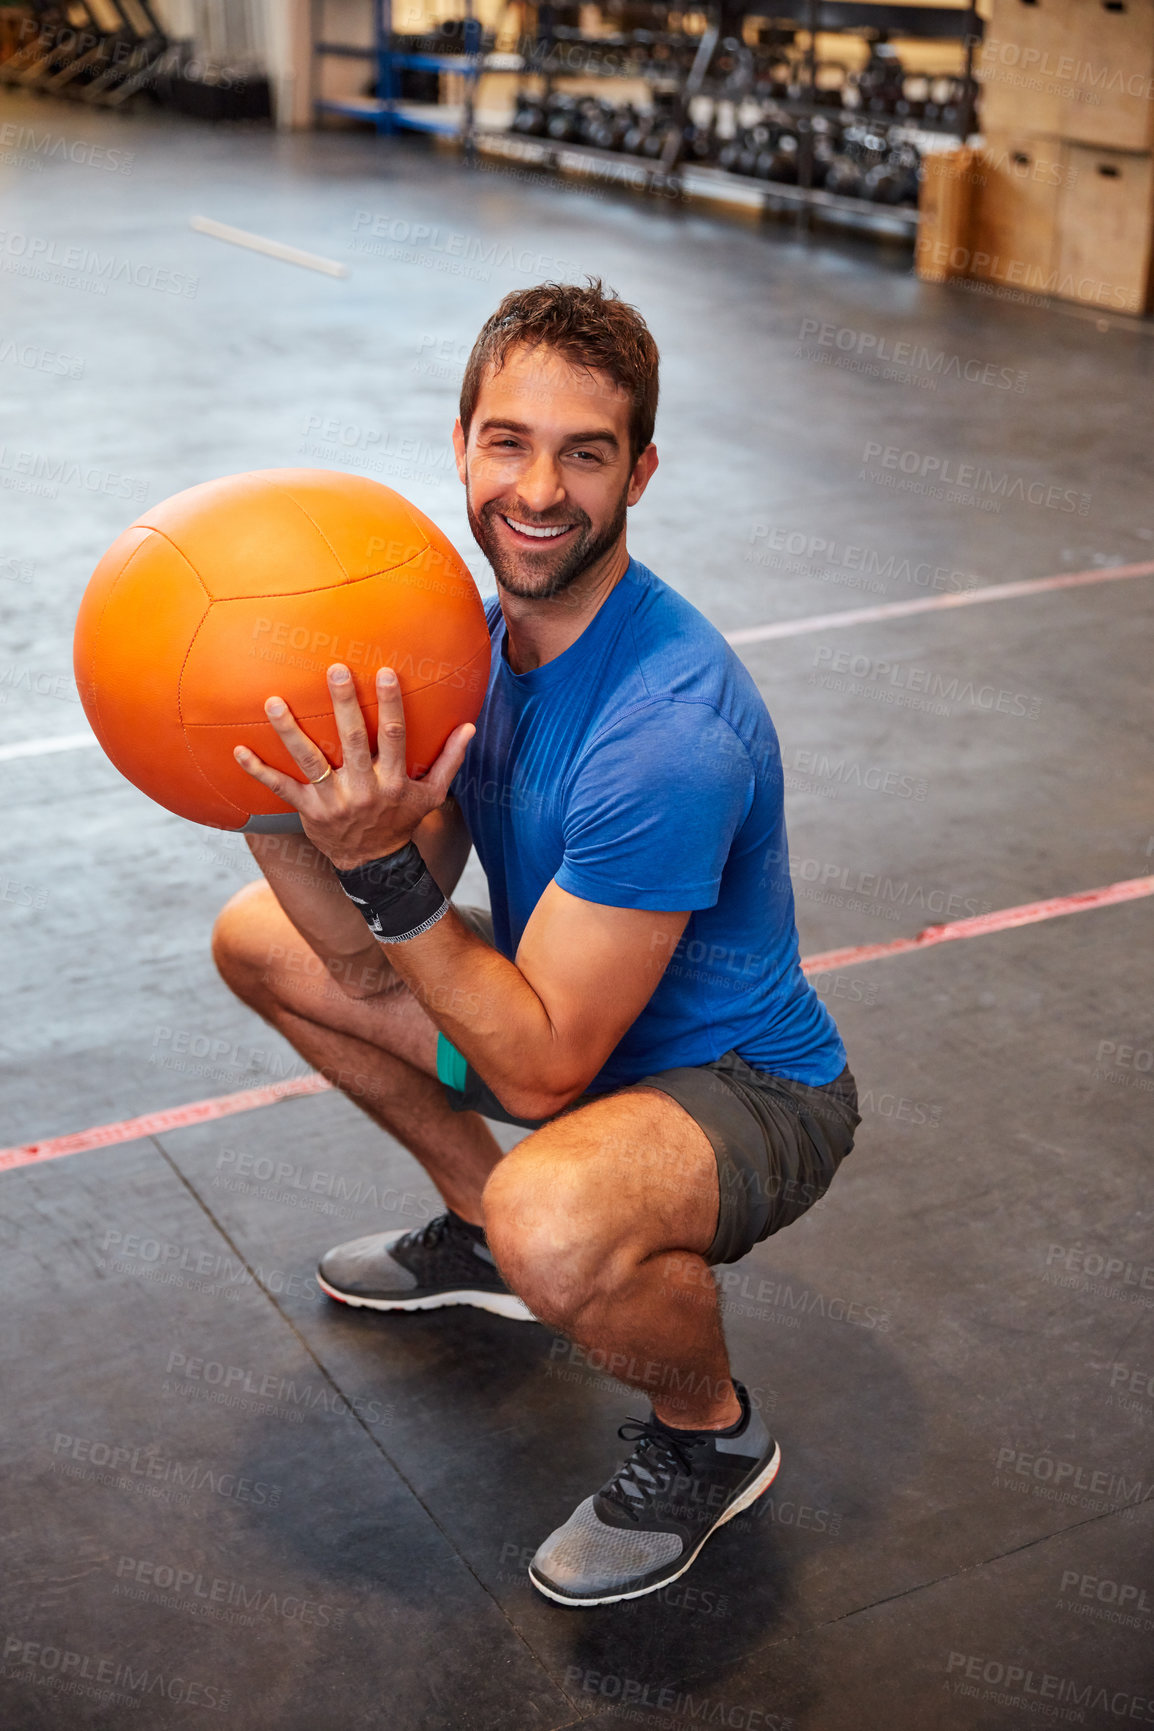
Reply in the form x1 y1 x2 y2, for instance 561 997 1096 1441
311 0 481 137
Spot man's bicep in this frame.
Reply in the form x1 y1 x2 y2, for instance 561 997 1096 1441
515 881 690 1097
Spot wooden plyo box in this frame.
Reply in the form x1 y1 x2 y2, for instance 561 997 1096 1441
1059 0 1154 152
1055 143 1154 311
915 147 977 283
966 133 1066 285
979 0 1154 153
978 0 1078 138
965 135 1154 313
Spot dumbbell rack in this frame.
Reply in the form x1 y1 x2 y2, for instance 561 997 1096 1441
310 0 485 136
472 0 982 235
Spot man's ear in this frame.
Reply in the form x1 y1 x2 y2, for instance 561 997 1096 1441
452 418 467 485
627 443 659 507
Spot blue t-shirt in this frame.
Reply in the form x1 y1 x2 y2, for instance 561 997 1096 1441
450 557 846 1091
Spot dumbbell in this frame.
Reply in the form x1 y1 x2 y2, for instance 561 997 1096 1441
511 92 547 135
824 154 866 197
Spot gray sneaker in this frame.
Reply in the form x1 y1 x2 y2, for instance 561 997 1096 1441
317 1212 536 1322
529 1381 779 1606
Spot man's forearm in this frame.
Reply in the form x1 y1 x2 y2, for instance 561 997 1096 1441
247 803 475 1003
246 831 395 998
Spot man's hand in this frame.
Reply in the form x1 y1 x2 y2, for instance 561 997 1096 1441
234 663 475 872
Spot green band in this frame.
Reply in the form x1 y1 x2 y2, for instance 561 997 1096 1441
436 1032 469 1093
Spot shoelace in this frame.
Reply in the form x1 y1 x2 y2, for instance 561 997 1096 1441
401 1213 458 1252
600 1418 703 1522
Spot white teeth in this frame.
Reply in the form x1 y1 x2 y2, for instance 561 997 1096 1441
503 517 570 539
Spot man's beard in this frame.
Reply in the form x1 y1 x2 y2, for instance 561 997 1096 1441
465 481 629 602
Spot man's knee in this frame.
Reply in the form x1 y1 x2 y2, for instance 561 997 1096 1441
211 881 282 1010
483 1151 625 1314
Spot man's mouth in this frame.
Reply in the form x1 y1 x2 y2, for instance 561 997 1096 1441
499 514 576 543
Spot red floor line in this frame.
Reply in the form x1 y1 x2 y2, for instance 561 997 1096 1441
800 874 1154 974
3 874 1152 1174
725 559 1154 646
0 1073 332 1174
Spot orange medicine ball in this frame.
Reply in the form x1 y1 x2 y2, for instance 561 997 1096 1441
73 469 490 830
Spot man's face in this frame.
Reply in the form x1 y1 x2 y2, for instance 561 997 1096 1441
452 342 657 601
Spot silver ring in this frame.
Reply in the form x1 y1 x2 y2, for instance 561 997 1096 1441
310 764 334 785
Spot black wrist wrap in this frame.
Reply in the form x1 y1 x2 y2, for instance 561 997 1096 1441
335 842 448 944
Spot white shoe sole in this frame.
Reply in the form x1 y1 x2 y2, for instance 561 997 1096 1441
528 1440 783 1607
316 1272 537 1323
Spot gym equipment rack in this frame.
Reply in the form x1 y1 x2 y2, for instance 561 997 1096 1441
309 0 488 137
474 0 982 234
305 0 981 236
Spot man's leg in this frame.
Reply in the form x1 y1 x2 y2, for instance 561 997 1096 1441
211 878 504 1224
483 1086 739 1429
484 1085 782 1606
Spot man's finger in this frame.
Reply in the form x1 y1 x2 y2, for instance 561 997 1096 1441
422 722 476 807
374 668 407 779
327 664 373 775
233 745 305 810
263 696 332 783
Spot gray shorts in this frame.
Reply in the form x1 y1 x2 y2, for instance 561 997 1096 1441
441 906 861 1267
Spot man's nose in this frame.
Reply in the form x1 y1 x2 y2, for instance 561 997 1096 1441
514 452 566 516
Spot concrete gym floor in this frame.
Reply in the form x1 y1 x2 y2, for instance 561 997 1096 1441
1 87 1152 1731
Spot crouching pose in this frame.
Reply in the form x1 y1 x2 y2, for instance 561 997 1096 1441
213 279 859 1607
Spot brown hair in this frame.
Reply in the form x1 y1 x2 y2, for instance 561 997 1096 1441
459 278 659 461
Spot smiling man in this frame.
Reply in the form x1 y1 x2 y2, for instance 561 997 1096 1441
212 279 860 1607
